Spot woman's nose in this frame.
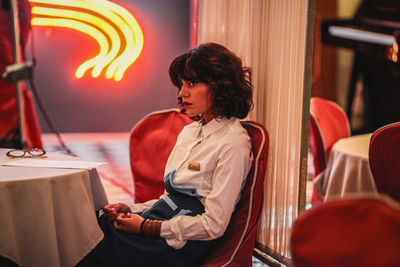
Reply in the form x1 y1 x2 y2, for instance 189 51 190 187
179 86 188 97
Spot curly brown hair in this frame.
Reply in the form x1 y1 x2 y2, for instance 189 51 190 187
169 42 253 119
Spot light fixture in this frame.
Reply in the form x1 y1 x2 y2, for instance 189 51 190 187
29 0 144 81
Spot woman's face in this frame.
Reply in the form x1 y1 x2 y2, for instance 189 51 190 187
178 79 214 123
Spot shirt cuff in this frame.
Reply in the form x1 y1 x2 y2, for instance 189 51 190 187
160 220 187 249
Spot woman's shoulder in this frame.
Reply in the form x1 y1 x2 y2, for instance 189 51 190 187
219 118 251 147
227 118 250 136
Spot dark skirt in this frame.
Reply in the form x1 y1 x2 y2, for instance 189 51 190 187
77 193 214 267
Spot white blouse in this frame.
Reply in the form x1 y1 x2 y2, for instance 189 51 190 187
129 117 252 249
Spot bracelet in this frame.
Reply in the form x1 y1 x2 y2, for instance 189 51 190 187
141 219 162 238
140 219 147 235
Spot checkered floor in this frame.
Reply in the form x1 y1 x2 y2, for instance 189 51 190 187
42 132 270 266
42 132 134 204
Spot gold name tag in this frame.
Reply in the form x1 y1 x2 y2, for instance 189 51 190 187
188 162 200 171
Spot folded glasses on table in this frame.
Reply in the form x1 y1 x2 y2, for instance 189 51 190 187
6 148 46 158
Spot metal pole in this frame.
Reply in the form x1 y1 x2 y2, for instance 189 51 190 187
10 0 27 149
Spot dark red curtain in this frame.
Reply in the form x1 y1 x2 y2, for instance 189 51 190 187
0 0 42 149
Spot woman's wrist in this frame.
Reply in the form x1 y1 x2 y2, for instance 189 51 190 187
140 219 162 238
140 219 147 234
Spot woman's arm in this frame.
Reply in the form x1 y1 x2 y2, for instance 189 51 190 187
160 138 252 249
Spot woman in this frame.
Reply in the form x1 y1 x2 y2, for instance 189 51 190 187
78 42 253 266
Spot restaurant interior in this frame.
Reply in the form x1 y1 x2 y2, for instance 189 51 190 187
1 0 399 266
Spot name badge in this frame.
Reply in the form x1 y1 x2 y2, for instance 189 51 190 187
188 162 200 171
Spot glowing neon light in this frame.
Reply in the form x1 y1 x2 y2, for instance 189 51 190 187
89 0 144 81
32 6 121 78
29 0 144 81
32 17 109 78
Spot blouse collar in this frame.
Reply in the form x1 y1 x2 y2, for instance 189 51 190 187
196 117 234 139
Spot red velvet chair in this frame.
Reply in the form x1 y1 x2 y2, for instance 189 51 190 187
369 122 400 201
309 97 350 202
290 194 400 267
130 113 269 266
129 109 192 203
200 121 269 266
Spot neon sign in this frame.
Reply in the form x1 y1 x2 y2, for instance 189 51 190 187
29 0 144 81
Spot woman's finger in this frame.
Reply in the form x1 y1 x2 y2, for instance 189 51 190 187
113 219 124 230
116 213 128 222
103 204 113 211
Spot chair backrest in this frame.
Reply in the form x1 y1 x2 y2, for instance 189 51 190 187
309 97 351 177
201 121 269 267
129 109 192 203
369 122 400 201
290 194 400 267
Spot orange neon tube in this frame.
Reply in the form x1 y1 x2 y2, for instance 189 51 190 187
29 0 144 81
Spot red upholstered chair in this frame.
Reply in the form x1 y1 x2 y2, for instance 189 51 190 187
131 115 269 266
200 121 269 266
309 97 350 202
129 109 192 203
369 122 400 201
290 194 400 267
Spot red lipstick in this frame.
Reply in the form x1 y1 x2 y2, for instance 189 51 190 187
183 102 192 107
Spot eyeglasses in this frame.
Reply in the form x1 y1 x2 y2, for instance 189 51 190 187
6 148 46 158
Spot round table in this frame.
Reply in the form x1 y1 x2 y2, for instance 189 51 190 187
314 134 378 202
0 148 108 267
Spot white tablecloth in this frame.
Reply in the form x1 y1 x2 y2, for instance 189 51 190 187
314 134 377 201
0 149 108 267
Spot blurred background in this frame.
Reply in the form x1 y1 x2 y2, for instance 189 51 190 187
30 0 190 133
312 0 400 134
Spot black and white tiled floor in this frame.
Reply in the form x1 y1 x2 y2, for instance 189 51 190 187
252 257 270 267
42 132 270 266
42 132 134 203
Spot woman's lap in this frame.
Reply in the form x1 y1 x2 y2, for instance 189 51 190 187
78 194 214 267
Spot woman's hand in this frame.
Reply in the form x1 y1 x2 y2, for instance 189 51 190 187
102 203 131 221
113 213 145 234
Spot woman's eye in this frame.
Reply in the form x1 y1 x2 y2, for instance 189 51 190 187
189 81 198 86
